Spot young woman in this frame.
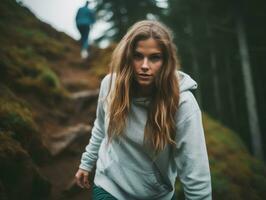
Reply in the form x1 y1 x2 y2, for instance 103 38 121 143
75 20 212 200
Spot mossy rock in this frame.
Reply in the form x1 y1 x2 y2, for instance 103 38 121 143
0 87 50 164
0 133 51 200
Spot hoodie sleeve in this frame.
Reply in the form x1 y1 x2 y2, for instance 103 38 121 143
175 93 212 200
79 76 108 172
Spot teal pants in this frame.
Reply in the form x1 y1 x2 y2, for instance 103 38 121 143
92 185 177 200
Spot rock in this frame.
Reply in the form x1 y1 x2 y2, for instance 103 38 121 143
48 124 91 156
70 89 99 101
68 89 99 113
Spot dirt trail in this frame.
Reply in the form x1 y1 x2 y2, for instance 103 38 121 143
39 50 103 200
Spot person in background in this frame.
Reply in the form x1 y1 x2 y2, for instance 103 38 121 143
75 20 212 199
75 1 95 59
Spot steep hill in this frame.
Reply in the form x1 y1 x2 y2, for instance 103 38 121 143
0 0 111 199
0 1 265 200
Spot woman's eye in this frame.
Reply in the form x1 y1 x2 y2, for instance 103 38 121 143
133 53 143 60
149 55 162 62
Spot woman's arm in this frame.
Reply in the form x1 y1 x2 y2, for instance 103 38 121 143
175 109 212 200
75 78 107 189
79 77 108 172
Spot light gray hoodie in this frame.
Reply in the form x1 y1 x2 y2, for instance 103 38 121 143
79 71 212 200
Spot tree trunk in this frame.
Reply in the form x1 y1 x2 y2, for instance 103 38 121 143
186 15 202 108
206 20 222 119
235 9 263 160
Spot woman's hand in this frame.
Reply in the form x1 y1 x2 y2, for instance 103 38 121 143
75 168 91 189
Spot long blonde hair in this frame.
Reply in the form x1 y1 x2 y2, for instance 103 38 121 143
107 20 180 152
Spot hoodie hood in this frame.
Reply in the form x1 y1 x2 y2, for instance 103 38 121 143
177 71 198 93
132 71 197 106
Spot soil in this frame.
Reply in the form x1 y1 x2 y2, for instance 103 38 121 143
37 48 103 200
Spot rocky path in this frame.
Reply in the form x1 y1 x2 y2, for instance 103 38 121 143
39 55 103 200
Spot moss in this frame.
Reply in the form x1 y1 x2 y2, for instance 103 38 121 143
0 49 23 81
0 0 73 104
0 85 17 100
36 38 66 60
0 96 36 133
0 90 50 164
16 27 48 40
0 46 46 82
13 27 66 60
211 170 232 199
0 133 51 200
251 174 266 197
16 75 66 105
0 45 66 103
39 68 61 88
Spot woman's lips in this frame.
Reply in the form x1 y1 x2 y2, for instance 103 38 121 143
138 74 151 79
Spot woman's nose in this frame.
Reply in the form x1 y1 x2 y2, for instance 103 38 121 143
141 57 149 70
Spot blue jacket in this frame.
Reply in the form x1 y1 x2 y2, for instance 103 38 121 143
79 71 212 200
76 6 95 26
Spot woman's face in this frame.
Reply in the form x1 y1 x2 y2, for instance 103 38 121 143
132 38 163 93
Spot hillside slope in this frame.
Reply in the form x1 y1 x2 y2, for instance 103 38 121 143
0 0 110 199
0 1 265 200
